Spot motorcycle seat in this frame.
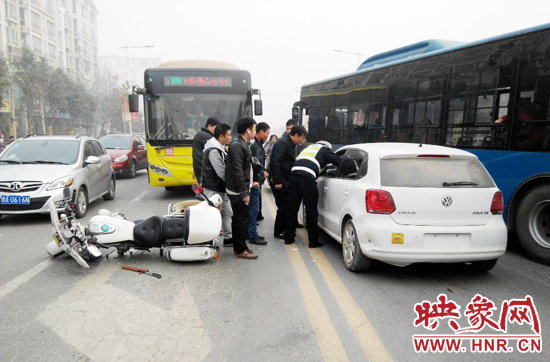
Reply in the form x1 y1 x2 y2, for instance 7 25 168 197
133 216 165 247
162 217 189 240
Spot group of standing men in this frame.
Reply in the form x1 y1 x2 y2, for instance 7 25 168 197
192 117 340 260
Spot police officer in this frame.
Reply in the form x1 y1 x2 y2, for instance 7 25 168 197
285 141 341 247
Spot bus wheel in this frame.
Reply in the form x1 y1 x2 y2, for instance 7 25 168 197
164 186 178 192
516 185 550 265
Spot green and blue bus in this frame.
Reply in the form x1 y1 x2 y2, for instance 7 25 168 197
295 23 550 265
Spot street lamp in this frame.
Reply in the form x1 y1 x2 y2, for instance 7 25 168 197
120 45 155 134
333 49 364 68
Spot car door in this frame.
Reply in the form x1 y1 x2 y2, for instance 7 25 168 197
324 148 368 236
83 140 101 199
318 148 347 231
92 140 111 193
135 136 147 169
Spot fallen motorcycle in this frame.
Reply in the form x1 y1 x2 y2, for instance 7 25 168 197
46 184 223 268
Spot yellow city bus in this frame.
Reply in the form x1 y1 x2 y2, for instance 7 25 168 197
129 60 262 188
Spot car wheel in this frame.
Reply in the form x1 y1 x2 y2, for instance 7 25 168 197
75 187 88 219
342 219 371 272
516 185 550 265
103 177 116 200
128 160 137 178
470 259 498 272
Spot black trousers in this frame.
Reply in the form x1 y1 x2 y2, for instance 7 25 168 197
228 194 250 254
258 190 263 218
286 174 320 243
272 184 290 236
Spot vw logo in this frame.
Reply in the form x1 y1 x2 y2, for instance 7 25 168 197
10 182 23 191
442 196 453 208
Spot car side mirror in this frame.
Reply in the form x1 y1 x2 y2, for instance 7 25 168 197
137 145 144 150
325 165 338 178
85 156 100 165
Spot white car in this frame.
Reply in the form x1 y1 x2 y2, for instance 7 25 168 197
316 143 507 272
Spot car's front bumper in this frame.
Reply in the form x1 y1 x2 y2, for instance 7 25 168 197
0 187 71 215
354 214 508 266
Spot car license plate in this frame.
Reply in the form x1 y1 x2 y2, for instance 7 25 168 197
1 195 31 205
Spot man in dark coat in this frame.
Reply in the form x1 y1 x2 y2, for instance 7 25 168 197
269 125 307 239
192 117 220 183
285 141 341 247
226 117 258 259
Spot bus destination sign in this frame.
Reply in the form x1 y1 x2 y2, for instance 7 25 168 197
164 76 232 87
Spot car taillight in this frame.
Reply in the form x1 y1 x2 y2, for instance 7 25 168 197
366 190 396 214
491 191 504 215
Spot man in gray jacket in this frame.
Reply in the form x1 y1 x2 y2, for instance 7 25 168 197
201 123 233 247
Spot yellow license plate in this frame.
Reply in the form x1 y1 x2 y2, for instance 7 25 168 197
392 233 404 244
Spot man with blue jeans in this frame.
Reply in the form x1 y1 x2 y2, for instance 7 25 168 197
248 122 270 245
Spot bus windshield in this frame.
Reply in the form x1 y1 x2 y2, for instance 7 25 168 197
147 93 247 142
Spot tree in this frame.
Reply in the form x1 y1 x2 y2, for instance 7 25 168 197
10 48 53 134
0 54 9 105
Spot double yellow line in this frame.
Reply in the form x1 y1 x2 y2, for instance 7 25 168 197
263 190 393 362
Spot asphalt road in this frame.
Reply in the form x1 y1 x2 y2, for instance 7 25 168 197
0 170 549 362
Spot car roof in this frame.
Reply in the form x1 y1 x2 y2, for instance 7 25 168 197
102 134 134 137
339 142 478 159
17 135 90 142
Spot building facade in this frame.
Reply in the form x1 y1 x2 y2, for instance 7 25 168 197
1 0 99 139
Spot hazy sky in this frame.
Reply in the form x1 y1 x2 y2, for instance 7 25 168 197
93 0 549 135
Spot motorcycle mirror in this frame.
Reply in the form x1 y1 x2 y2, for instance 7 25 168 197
191 183 203 194
63 187 71 200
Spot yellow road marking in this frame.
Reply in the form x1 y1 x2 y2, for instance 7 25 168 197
263 192 349 362
299 229 394 362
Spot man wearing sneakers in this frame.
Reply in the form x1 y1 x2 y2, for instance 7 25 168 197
285 141 341 248
201 123 234 248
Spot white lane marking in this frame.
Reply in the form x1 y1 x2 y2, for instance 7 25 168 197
0 258 55 300
39 263 212 362
131 190 149 202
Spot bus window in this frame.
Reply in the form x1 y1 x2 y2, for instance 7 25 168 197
511 35 550 151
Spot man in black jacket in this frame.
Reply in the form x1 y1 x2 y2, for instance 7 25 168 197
226 117 258 259
285 141 341 247
248 122 270 245
269 125 307 239
192 117 220 183
201 123 233 247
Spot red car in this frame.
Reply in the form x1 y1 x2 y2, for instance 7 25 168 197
100 134 148 178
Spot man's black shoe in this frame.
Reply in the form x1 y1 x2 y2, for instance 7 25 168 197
274 233 285 239
284 239 295 245
296 221 304 228
257 215 265 221
309 242 324 248
223 238 234 247
249 236 268 245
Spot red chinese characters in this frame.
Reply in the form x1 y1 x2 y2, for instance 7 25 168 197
414 294 461 330
414 294 541 335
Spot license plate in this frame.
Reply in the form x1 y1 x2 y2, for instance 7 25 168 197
1 195 31 205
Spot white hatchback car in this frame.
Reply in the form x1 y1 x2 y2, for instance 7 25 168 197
316 143 507 272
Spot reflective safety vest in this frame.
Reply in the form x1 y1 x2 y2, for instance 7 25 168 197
291 144 326 179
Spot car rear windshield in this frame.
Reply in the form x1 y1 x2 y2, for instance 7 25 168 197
100 136 132 150
380 158 495 188
0 140 80 165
